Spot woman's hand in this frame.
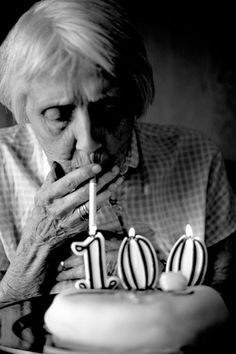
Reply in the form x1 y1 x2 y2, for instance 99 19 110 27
0 163 123 302
51 234 121 293
25 162 123 248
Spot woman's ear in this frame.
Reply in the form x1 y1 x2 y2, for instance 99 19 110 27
15 93 30 124
23 94 30 123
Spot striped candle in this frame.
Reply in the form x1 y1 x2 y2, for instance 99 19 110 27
117 227 159 290
71 232 120 289
165 224 208 286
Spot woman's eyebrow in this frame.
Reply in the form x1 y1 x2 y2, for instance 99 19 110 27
38 89 122 113
34 92 74 110
42 103 75 110
93 95 122 105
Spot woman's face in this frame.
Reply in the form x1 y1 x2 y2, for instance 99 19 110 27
25 67 135 174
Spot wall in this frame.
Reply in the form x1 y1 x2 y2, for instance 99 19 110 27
1 1 236 160
125 1 236 160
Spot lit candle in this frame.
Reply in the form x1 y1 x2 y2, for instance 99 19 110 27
117 227 159 290
166 224 208 286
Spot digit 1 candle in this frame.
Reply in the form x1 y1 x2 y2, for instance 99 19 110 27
165 224 208 286
71 232 119 289
117 227 159 290
71 176 120 289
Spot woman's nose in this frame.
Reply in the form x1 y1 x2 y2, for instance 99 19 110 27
73 107 102 153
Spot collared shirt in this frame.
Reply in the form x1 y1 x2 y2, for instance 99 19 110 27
1 122 236 273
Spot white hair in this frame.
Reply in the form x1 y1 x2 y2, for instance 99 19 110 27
0 0 154 122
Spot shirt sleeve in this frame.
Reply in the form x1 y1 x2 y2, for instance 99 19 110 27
205 149 236 247
0 191 17 268
204 149 236 321
0 196 11 274
205 232 236 318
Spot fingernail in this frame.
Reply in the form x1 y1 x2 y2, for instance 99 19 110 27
111 165 120 175
116 176 124 185
92 164 102 173
109 177 124 191
114 176 124 188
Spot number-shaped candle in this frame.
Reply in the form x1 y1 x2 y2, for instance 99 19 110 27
71 177 119 289
71 232 119 289
166 224 208 286
117 227 159 290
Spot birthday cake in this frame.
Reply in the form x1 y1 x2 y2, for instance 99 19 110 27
44 221 212 352
44 282 227 353
44 178 213 352
44 287 178 352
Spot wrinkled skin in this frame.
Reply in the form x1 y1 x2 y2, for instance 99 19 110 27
0 66 135 300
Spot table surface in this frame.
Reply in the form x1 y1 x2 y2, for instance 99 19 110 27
0 294 56 354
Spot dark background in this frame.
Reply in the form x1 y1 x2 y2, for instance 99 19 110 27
1 1 236 161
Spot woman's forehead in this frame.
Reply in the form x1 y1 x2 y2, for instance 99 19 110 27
27 68 120 109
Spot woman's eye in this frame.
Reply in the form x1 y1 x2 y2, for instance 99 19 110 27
88 100 123 131
42 104 76 122
104 106 122 126
42 104 76 134
44 107 61 120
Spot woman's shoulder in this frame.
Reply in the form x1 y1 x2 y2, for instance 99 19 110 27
0 123 38 170
0 123 35 147
135 121 221 158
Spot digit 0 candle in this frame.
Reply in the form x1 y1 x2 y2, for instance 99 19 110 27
165 224 208 286
117 227 159 290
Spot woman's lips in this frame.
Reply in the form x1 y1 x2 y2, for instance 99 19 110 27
55 148 112 175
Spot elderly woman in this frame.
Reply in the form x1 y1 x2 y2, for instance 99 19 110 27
0 0 235 349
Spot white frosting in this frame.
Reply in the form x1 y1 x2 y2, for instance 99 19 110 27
44 287 228 352
45 289 174 351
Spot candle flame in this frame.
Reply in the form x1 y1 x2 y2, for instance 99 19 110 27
185 224 193 237
128 227 135 238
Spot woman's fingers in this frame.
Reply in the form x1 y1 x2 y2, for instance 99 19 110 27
56 268 83 281
58 169 123 215
57 189 110 230
56 267 84 281
33 162 124 244
96 165 120 192
58 254 83 271
50 280 78 294
56 239 119 283
39 165 123 218
37 163 102 203
59 176 123 229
